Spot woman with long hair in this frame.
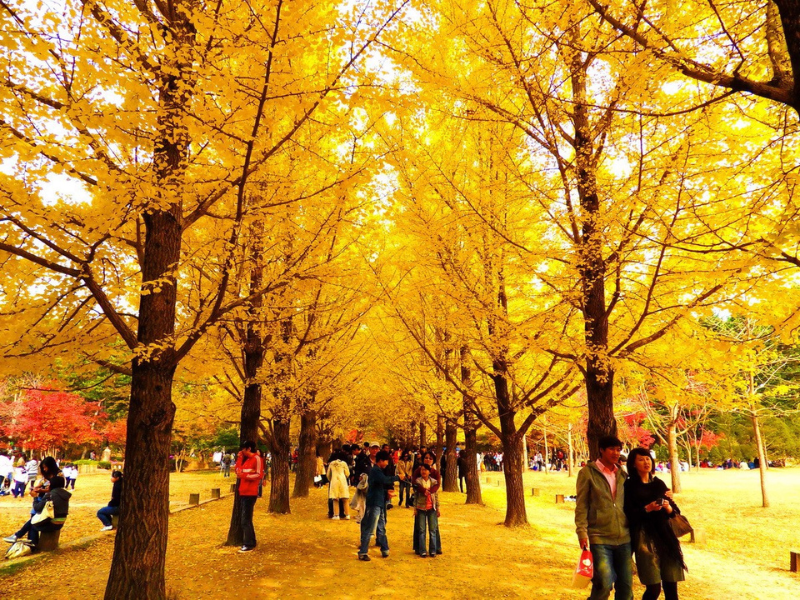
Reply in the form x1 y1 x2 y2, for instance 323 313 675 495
624 448 687 600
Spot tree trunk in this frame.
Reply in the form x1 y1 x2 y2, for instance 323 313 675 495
420 419 427 447
105 363 176 600
104 214 182 599
316 438 332 461
293 409 317 498
695 443 701 473
568 47 617 460
460 348 482 504
269 418 291 514
225 342 263 546
434 414 444 473
443 421 458 492
752 413 770 508
101 13 196 595
667 417 682 493
464 425 482 505
522 434 529 471
543 419 549 474
568 423 575 477
499 409 527 527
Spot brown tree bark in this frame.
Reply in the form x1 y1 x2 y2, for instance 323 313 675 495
225 358 263 545
268 418 291 514
434 414 444 472
498 408 527 527
420 420 427 448
293 409 317 498
226 241 265 546
104 51 189 594
443 421 458 492
316 438 333 461
463 424 482 505
569 48 617 460
105 363 176 600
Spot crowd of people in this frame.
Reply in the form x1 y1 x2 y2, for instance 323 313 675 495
3 436 691 600
1 451 124 555
230 440 451 559
316 442 448 560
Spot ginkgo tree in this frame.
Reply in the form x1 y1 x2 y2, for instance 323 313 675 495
0 0 408 597
387 0 754 458
375 109 581 526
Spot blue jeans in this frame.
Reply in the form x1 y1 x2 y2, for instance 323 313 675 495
589 543 633 600
97 506 120 527
413 511 443 554
240 495 257 548
398 480 412 506
415 508 438 555
359 505 387 555
15 518 62 547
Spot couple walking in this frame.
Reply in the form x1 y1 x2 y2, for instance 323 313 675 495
576 436 687 600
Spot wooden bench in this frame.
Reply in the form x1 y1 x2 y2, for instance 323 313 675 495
37 529 61 552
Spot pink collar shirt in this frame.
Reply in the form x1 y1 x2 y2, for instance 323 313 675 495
597 460 619 500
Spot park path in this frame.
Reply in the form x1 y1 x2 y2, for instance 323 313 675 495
2 476 799 599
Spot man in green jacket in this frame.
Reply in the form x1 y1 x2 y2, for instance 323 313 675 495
575 435 632 600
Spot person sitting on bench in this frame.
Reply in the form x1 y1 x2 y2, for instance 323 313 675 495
97 470 123 531
4 475 71 549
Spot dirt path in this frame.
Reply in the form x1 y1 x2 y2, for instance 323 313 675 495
2 475 799 599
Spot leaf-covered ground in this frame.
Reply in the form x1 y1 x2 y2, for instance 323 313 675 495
1 469 800 599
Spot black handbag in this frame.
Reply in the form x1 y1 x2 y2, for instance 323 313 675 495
669 513 693 538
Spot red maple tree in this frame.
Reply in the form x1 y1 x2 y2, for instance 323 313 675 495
0 387 107 452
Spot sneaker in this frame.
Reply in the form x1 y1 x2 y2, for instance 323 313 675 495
342 515 350 520
430 553 437 558
419 552 427 558
381 552 389 558
331 516 340 520
100 526 114 532
238 546 255 553
358 554 371 561
3 535 17 543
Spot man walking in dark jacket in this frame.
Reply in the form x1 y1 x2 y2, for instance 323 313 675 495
358 451 405 561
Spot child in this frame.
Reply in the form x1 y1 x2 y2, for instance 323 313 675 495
357 450 404 561
12 464 28 498
413 464 441 557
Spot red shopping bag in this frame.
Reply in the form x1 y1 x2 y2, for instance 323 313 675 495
572 549 593 588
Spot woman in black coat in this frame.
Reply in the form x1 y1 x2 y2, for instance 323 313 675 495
624 448 687 600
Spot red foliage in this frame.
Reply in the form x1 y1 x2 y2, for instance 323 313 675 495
699 429 723 450
0 387 107 452
103 419 127 446
619 412 655 448
345 429 363 444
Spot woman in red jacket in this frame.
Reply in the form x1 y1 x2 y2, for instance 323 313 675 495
235 441 264 553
